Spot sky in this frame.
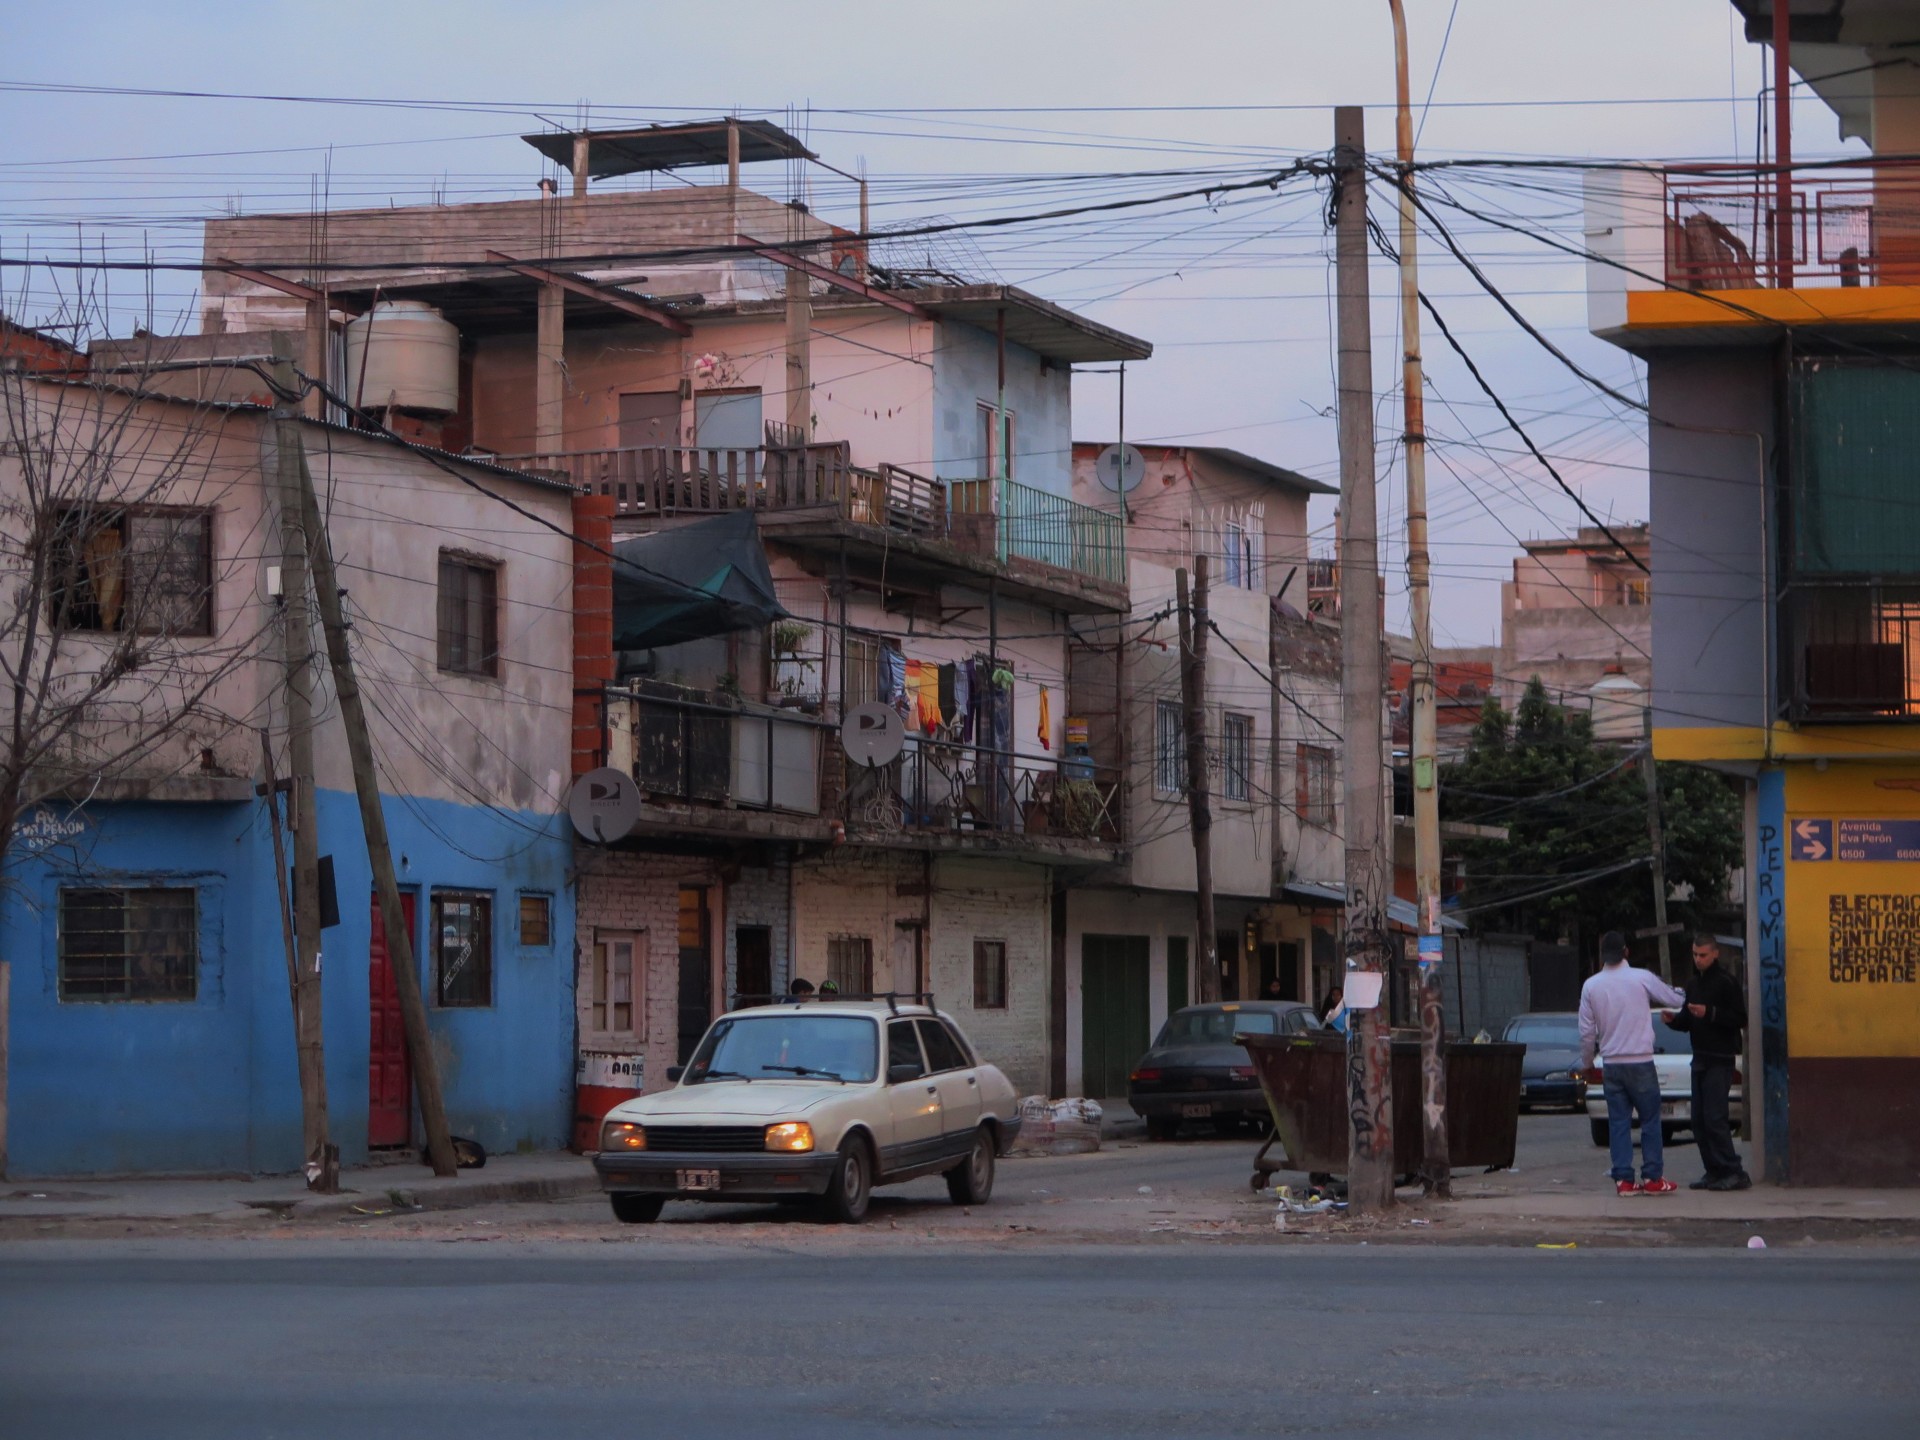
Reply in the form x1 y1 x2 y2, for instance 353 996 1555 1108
0 0 1860 644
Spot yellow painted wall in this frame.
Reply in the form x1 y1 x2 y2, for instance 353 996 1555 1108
1785 764 1920 1059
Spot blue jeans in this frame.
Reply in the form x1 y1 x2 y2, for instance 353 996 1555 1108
1603 1061 1664 1183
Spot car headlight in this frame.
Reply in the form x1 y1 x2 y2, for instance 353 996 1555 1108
601 1121 646 1152
765 1121 815 1153
1544 1070 1572 1082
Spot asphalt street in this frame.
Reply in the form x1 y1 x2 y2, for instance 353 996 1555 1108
3 1241 1915 1439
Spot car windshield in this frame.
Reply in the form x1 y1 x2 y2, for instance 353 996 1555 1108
684 1014 879 1084
1652 1021 1692 1055
1158 1008 1282 1045
1505 1017 1578 1046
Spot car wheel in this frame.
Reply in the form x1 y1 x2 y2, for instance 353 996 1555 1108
1145 1116 1178 1142
817 1135 873 1224
1589 1119 1609 1148
946 1126 996 1206
610 1193 664 1225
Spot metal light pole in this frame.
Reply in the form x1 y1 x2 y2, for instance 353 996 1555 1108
1388 0 1450 1197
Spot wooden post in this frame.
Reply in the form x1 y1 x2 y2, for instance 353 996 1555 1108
1643 705 1674 983
1177 559 1219 1003
1333 105 1395 1215
270 338 336 1191
290 426 460 1178
785 255 811 436
1268 599 1285 899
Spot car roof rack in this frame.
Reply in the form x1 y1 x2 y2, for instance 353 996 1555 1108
731 990 937 1014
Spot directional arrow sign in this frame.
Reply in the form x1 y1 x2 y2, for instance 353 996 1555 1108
1791 818 1832 862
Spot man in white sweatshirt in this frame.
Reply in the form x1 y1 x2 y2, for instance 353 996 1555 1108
1578 930 1687 1196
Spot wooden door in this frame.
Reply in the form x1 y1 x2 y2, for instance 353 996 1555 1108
677 887 712 1064
368 892 417 1148
735 925 772 1006
1080 934 1150 1099
1165 936 1190 1019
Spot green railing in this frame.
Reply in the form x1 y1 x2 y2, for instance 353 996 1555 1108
949 476 1126 586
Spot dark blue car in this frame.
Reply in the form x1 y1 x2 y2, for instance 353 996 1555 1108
1502 1011 1585 1112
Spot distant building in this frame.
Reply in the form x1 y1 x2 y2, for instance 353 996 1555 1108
1499 524 1651 710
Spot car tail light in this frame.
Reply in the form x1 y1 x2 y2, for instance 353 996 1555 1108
1228 1066 1257 1082
1130 1068 1162 1082
1732 1068 1743 1085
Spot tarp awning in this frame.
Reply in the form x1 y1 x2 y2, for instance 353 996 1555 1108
1280 879 1466 933
611 511 789 650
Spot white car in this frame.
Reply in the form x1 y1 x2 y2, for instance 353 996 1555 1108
593 997 1023 1224
1585 1017 1746 1146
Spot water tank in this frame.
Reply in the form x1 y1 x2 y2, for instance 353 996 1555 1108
342 300 459 413
1587 664 1646 744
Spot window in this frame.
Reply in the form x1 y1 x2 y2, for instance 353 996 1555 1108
518 894 552 947
843 631 881 710
58 886 197 1001
590 931 638 1036
1296 743 1336 828
977 402 1015 479
1154 698 1186 795
437 552 498 676
916 1018 970 1073
972 939 1008 1009
50 507 213 636
695 388 763 449
888 1019 926 1076
432 890 492 1007
826 934 873 994
1221 712 1253 802
1222 521 1246 588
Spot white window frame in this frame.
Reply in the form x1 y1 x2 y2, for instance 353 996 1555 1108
586 929 643 1044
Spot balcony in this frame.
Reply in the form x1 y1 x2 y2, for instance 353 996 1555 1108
841 741 1125 853
498 443 1127 608
1780 583 1920 723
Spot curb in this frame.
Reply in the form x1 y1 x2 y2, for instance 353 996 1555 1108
288 1170 601 1221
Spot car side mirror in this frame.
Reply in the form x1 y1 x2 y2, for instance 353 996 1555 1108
666 1065 685 1083
888 1061 925 1084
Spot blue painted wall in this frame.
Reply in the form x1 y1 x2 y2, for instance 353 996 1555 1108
4 789 574 1177
931 321 1072 497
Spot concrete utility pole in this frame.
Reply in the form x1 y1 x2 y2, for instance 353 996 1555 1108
1333 105 1396 1214
1177 559 1220 1003
270 339 336 1192
1389 0 1451 1199
289 423 461 1179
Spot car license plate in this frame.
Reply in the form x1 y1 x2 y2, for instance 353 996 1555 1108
1181 1104 1212 1119
676 1168 721 1192
1660 1103 1684 1119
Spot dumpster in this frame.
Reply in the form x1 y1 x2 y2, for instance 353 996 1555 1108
1237 1031 1524 1190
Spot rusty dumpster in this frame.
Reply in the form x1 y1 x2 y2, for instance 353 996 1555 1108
1237 1031 1525 1189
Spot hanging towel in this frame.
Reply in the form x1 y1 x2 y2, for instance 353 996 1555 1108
938 663 958 724
880 645 906 706
906 660 943 733
1037 685 1052 750
954 661 974 743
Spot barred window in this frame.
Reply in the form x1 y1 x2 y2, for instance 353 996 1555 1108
826 934 873 994
972 939 1008 1010
1221 712 1253 802
518 894 552 947
50 507 213 636
1154 698 1186 795
437 552 499 676
59 886 197 1002
432 890 493 1007
1296 744 1336 829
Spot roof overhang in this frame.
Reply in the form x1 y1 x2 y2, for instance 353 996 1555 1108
1727 2 1920 145
908 284 1152 364
522 119 814 178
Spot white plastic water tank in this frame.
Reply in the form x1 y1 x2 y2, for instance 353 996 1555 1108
1587 664 1646 743
342 300 460 413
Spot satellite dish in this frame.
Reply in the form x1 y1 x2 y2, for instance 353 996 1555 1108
1094 443 1145 493
567 767 643 844
841 702 906 768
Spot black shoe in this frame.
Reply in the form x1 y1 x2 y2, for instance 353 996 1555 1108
1688 1176 1713 1190
1706 1172 1752 1192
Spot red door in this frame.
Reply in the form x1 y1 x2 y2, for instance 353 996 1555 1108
368 893 417 1148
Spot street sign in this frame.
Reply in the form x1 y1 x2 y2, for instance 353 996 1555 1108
1790 817 1832 862
1835 818 1920 863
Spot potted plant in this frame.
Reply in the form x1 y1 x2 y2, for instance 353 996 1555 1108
770 620 816 704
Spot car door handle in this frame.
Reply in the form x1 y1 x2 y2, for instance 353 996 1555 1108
926 1086 938 1095
966 1076 977 1086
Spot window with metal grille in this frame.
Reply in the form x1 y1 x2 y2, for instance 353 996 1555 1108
1296 743 1336 828
972 939 1008 1009
826 934 873 994
432 890 492 1007
58 886 198 1002
518 894 551 947
1221 712 1253 802
437 552 499 676
50 507 213 636
1154 698 1186 795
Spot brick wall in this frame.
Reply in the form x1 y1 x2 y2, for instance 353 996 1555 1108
929 858 1051 1096
723 857 792 1002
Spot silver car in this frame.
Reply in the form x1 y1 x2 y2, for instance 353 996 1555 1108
1585 1018 1746 1146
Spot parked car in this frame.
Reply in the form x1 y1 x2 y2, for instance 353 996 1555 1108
593 998 1022 1224
1128 1001 1322 1140
1501 1011 1586 1112
1584 1017 1746 1146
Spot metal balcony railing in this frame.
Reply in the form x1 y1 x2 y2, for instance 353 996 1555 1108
948 475 1126 587
605 684 827 815
1664 159 1920 290
840 740 1125 845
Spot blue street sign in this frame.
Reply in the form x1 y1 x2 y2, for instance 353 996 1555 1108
1790 818 1832 862
1835 819 1920 863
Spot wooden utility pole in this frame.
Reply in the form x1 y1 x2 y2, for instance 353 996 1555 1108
289 422 460 1178
1333 105 1395 1214
270 339 336 1192
1268 598 1286 902
1390 0 1450 1199
1642 705 1675 983
1177 558 1220 1002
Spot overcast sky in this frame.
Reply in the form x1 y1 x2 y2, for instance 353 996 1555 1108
0 1 1855 644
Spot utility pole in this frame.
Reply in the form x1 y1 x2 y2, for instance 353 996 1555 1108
1333 104 1395 1215
1389 0 1450 1199
270 338 336 1192
289 418 461 1178
1177 558 1220 1003
1642 704 1675 983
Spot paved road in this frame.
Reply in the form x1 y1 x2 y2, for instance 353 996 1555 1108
3 1242 1913 1438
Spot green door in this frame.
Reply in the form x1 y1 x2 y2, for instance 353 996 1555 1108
1081 934 1151 1099
1166 936 1190 1019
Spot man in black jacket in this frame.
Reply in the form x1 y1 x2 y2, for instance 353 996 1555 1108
1665 934 1751 1190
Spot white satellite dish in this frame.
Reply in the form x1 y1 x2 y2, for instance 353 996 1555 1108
841 701 907 768
1095 443 1146 493
567 767 643 844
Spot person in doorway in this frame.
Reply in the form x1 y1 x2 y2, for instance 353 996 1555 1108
1266 977 1286 1001
1579 930 1688 1196
818 979 840 997
1316 986 1344 1024
787 977 815 998
1665 934 1752 1191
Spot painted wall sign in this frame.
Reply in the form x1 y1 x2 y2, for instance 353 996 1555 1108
576 1052 644 1089
14 808 90 852
1826 893 1920 985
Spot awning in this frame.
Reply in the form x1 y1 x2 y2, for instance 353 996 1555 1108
611 511 789 650
1279 879 1466 933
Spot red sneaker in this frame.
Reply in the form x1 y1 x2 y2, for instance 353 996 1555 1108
1616 1179 1643 1197
1641 1178 1678 1195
